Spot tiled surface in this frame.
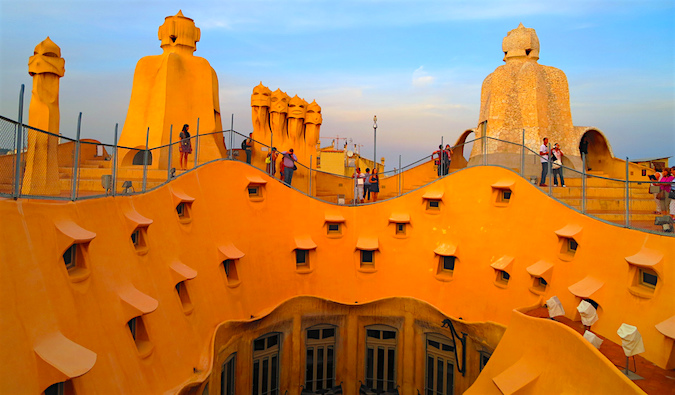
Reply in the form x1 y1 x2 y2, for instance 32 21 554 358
526 307 675 394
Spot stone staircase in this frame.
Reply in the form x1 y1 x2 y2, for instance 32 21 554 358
58 158 172 196
537 171 659 228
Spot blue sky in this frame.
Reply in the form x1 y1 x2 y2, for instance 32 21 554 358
1 0 673 168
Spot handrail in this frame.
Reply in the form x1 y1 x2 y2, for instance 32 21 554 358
0 114 671 236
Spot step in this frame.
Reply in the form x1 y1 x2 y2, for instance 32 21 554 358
59 167 169 180
83 159 112 168
61 178 165 193
542 186 652 199
586 210 658 222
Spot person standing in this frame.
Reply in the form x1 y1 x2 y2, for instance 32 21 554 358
539 137 549 187
179 124 192 170
657 168 674 215
579 136 590 171
444 144 453 175
651 169 663 214
281 148 297 186
352 167 365 204
266 147 278 177
670 167 675 219
364 168 371 201
551 143 566 187
369 168 380 202
432 145 444 177
242 133 253 164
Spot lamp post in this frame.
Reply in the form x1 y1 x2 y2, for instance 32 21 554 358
373 115 378 171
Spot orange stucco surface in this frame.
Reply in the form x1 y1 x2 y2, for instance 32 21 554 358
1 161 673 393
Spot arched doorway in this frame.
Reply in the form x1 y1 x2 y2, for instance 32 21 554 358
579 129 611 173
132 150 153 166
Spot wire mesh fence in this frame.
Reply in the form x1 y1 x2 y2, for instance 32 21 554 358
0 116 19 195
0 116 671 235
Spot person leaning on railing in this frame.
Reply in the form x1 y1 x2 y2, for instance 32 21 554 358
651 168 664 214
657 167 674 216
670 166 675 219
281 148 297 186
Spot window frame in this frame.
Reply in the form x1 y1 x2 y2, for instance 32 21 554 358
252 333 281 395
361 250 374 265
220 353 236 395
426 199 441 210
425 333 455 395
327 222 341 235
364 325 398 393
638 268 658 289
304 325 337 392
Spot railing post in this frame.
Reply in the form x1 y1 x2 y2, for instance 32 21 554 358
112 123 118 197
582 155 587 213
193 118 200 168
229 114 234 160
441 136 444 177
142 127 149 192
71 112 82 201
167 125 173 181
399 155 402 196
309 155 313 196
482 121 487 166
13 84 25 199
270 131 274 175
520 129 525 176
625 157 630 228
548 143 552 196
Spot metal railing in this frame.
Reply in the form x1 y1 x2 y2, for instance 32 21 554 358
0 113 671 236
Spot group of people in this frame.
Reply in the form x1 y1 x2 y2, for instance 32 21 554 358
539 137 566 187
652 167 675 219
243 133 299 186
352 167 380 204
431 144 454 176
266 147 298 186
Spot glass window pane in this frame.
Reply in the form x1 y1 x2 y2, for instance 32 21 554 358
367 329 380 339
387 348 395 391
296 250 306 264
228 358 236 395
437 359 444 394
447 362 454 395
427 356 434 395
382 331 396 340
308 329 320 339
306 348 314 390
252 361 259 395
254 339 265 351
262 358 269 395
267 335 278 348
642 271 658 287
327 346 334 388
366 347 374 388
377 347 385 391
443 256 455 271
317 347 324 390
271 355 278 395
323 328 335 339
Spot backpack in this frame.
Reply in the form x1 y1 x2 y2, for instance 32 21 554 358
241 139 248 150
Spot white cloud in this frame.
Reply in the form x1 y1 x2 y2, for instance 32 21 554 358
412 66 435 87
